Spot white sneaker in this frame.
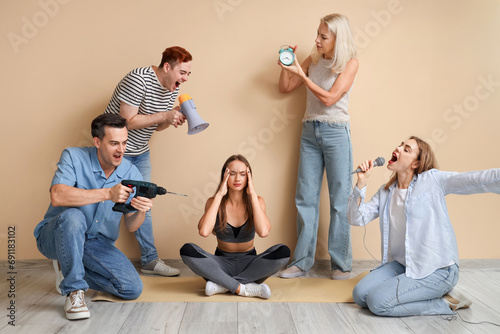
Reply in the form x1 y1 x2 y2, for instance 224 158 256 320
141 259 180 277
64 290 90 320
241 283 271 299
279 265 308 278
331 270 351 280
444 289 472 311
205 281 229 296
53 260 64 295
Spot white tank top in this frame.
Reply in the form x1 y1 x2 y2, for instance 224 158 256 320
302 57 352 124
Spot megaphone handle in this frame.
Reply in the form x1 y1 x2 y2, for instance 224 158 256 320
188 99 196 109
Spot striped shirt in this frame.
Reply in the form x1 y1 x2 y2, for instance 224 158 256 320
104 66 179 156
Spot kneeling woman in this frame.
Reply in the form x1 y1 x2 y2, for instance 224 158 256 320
348 136 500 316
180 155 290 299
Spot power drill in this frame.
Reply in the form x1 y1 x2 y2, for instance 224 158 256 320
112 180 186 213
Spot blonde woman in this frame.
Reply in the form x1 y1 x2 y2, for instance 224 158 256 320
278 13 359 280
348 136 500 316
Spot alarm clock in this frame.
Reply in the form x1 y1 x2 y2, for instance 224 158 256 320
279 46 295 66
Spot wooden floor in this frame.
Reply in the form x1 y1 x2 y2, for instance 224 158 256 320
1 259 499 334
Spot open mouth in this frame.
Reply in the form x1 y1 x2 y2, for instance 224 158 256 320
389 152 398 164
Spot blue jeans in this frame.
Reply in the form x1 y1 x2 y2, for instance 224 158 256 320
291 121 353 272
124 152 158 266
353 261 458 316
36 208 142 299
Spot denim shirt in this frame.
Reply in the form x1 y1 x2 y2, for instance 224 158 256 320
348 168 500 279
34 147 143 242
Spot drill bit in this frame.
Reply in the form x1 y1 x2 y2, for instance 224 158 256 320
166 190 188 197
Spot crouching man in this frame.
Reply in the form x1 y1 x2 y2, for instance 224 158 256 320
34 114 153 320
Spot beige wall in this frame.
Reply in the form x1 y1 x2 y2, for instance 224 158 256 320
2 0 499 261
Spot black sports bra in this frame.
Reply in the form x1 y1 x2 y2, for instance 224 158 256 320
214 215 255 243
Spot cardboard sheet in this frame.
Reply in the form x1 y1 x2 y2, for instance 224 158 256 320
93 272 367 303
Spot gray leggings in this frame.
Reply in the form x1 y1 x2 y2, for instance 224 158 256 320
180 243 290 293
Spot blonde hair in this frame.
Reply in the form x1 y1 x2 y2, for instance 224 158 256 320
384 136 438 190
311 13 357 73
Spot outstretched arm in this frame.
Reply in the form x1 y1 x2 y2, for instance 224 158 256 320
435 169 500 195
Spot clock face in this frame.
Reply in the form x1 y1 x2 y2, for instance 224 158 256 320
279 49 294 66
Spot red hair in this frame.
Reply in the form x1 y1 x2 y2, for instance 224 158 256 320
159 46 192 68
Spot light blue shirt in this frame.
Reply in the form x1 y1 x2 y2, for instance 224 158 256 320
348 168 500 279
34 147 143 242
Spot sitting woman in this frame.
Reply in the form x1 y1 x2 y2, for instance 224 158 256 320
348 136 500 316
180 155 290 299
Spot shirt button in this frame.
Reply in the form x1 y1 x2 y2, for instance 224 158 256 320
95 220 98 223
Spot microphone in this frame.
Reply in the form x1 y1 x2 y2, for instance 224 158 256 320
351 157 385 174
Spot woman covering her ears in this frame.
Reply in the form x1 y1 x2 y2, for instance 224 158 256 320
180 155 290 299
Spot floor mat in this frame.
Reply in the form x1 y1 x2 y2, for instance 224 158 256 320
93 272 367 303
